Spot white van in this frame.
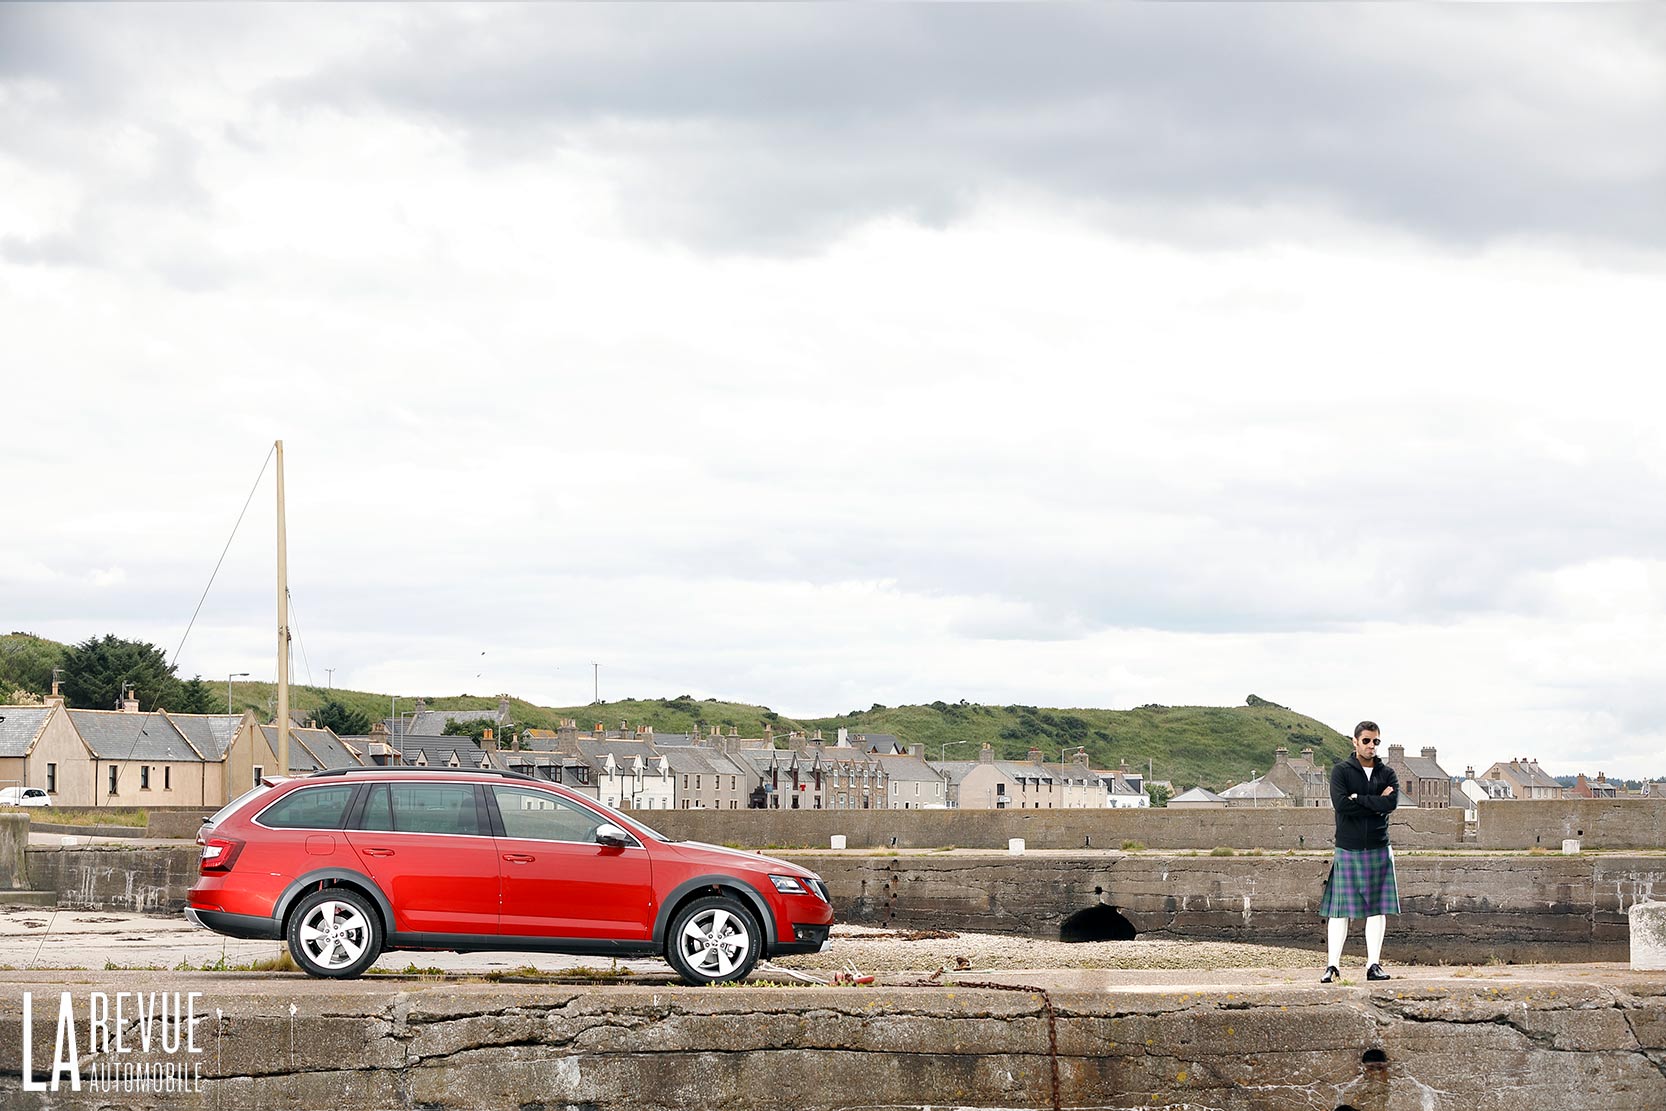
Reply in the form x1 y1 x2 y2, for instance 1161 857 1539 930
0 786 51 807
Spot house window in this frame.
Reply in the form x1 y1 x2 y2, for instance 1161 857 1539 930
695 774 701 789
164 767 171 790
140 766 151 789
46 764 56 792
108 765 119 796
682 775 689 789
730 776 736 790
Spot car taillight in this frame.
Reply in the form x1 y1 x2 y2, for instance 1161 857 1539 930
199 836 244 873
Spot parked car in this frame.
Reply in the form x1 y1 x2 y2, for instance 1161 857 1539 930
185 767 834 983
0 786 51 807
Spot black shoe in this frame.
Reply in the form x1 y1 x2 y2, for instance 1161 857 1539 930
1320 965 1341 984
1366 963 1390 981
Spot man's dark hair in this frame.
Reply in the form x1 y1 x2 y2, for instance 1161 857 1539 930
1353 720 1380 739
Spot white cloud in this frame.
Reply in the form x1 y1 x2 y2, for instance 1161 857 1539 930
3 6 1664 780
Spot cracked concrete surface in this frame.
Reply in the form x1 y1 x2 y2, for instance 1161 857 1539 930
0 964 1660 1110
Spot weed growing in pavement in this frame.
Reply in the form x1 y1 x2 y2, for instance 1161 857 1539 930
1209 847 1236 857
1121 841 1146 852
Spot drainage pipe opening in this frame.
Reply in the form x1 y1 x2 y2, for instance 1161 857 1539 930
1060 904 1137 942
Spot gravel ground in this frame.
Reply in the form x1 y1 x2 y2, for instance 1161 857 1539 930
769 924 1320 979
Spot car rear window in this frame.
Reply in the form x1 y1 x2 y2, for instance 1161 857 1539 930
257 784 356 830
357 783 482 836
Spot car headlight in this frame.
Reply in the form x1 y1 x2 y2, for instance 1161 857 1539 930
769 874 808 894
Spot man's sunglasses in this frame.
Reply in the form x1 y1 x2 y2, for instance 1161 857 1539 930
1358 739 1380 746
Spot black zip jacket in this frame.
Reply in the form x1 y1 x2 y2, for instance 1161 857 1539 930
1330 754 1400 849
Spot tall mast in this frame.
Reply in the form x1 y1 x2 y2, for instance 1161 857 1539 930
275 439 290 776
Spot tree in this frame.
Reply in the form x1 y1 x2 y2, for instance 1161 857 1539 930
59 634 183 711
0 633 65 700
442 716 500 742
176 675 217 714
1147 784 1172 808
314 698 373 736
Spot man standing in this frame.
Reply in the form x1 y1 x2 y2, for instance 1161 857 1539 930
1320 721 1400 983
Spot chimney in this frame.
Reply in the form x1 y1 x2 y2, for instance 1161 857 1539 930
837 727 848 746
594 722 604 733
1274 746 1289 764
1026 747 1043 764
120 685 139 713
481 727 498 753
908 743 924 759
1301 747 1315 762
763 724 774 746
1575 773 1589 793
1421 747 1436 760
729 726 738 737
979 742 994 765
1072 747 1090 767
1465 766 1475 779
414 698 427 713
811 729 822 742
1386 744 1405 762
1597 772 1608 785
498 695 510 720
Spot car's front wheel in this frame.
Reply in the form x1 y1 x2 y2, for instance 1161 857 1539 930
287 888 382 978
666 895 761 985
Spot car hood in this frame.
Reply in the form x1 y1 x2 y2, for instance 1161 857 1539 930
662 839 818 879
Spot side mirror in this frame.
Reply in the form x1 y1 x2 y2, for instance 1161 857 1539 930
595 823 630 847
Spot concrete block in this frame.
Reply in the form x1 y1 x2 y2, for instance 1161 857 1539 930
1630 900 1666 970
0 813 27 890
1008 838 1025 855
830 835 846 849
1562 839 1580 854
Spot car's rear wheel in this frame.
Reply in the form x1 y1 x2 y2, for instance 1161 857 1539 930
287 888 381 978
666 895 761 985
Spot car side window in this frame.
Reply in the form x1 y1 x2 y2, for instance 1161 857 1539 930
493 785 609 843
258 785 355 829
358 783 482 836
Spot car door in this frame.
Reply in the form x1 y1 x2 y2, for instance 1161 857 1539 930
488 784 655 941
344 781 500 937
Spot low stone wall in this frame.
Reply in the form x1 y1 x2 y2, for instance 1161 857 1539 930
0 814 26 890
144 807 216 840
645 804 1467 850
25 844 199 914
812 851 1666 962
1476 797 1666 850
0 972 1661 1110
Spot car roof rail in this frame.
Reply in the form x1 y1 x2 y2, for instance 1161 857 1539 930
306 765 542 784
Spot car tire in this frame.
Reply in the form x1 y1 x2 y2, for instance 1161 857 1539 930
286 888 382 979
666 894 761 985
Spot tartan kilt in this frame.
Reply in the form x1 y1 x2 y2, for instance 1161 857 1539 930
1319 846 1400 918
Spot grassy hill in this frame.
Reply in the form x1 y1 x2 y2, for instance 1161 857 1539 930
6 633 1348 790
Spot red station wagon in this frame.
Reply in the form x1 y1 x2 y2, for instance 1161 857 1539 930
185 767 834 983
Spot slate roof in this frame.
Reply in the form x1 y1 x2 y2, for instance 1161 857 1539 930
995 761 1054 784
1041 762 1099 787
1104 776 1144 797
384 707 504 739
1220 777 1287 801
0 706 54 759
68 709 204 762
398 735 489 769
877 754 946 784
1170 786 1227 805
661 747 743 777
166 713 245 761
854 733 904 754
573 739 667 770
258 726 362 772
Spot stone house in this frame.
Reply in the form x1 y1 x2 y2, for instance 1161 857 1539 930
69 706 212 807
1262 746 1331 808
1167 786 1228 809
878 750 949 809
0 700 91 806
1480 758 1567 800
1385 745 1452 808
1572 772 1619 799
660 745 747 810
1219 776 1290 807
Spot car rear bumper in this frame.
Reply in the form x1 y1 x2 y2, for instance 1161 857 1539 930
184 906 281 940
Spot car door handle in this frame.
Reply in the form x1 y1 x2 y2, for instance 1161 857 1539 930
361 847 395 857
502 853 536 864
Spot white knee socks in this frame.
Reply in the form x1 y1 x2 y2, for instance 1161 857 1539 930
1365 914 1386 966
1327 916 1348 968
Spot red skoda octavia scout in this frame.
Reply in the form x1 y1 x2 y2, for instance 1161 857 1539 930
185 767 834 983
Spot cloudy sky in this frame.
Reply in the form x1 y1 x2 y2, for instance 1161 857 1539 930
3 5 1664 780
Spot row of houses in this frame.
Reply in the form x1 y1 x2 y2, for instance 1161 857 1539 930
0 693 1151 811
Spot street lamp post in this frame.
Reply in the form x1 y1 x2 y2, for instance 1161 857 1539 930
227 672 250 715
940 739 969 762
